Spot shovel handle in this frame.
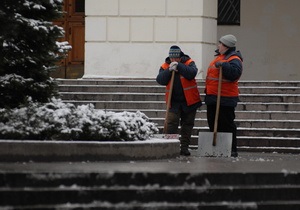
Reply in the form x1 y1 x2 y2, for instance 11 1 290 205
213 66 222 146
163 71 175 134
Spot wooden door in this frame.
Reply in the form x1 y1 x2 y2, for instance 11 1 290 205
51 0 85 79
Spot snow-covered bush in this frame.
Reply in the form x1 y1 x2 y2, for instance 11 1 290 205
0 98 159 141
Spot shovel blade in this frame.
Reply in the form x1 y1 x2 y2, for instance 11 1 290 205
198 132 232 157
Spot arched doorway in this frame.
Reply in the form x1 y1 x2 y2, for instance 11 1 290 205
52 0 85 79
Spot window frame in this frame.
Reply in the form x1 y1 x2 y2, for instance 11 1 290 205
217 0 240 26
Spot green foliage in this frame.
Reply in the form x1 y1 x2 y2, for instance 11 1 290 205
0 0 70 108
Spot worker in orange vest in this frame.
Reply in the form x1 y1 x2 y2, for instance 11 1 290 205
156 45 202 156
205 34 243 157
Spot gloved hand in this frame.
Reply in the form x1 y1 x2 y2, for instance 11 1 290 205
169 62 178 72
215 62 223 68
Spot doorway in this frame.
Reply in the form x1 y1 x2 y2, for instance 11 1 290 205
52 0 85 79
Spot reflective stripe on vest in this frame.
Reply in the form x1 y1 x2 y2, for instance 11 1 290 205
163 59 201 106
206 55 241 97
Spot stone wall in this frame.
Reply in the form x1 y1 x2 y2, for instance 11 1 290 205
84 0 217 79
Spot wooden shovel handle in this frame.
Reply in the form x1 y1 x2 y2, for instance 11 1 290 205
163 71 175 134
213 66 222 146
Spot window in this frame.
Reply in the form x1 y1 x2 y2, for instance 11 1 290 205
218 0 240 25
74 0 85 13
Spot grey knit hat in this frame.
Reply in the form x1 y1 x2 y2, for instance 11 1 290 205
219 34 237 48
169 45 181 58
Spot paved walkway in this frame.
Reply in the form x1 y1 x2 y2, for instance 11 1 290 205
0 151 299 174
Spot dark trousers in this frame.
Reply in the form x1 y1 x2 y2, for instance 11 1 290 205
166 109 197 149
206 105 237 152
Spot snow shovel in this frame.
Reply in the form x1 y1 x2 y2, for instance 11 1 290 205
198 67 232 157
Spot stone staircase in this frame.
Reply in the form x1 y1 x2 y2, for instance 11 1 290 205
1 171 300 209
56 79 300 153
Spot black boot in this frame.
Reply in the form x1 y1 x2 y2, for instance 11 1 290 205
231 151 238 158
180 148 191 156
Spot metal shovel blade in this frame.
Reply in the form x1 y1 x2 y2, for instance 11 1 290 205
198 132 232 157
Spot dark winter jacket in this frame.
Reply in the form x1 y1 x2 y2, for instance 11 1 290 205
205 47 243 107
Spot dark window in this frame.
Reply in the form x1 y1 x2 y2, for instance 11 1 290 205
218 0 240 25
75 0 85 13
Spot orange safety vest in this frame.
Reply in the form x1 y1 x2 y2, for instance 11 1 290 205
162 59 201 106
206 55 241 97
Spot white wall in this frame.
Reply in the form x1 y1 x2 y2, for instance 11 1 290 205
218 0 300 81
84 0 217 79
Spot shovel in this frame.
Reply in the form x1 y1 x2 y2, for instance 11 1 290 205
154 71 178 140
156 71 179 139
198 67 232 157
163 70 175 134
154 71 179 139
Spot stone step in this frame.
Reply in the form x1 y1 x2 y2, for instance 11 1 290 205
1 172 300 208
1 172 299 187
56 78 161 86
239 81 300 87
156 121 300 143
239 86 300 94
6 202 300 210
58 84 300 94
165 126 300 138
189 136 300 152
197 127 300 138
56 79 300 87
62 100 300 111
3 201 300 209
101 109 300 120
59 92 300 103
2 186 300 206
151 118 300 129
56 79 300 153
238 136 300 148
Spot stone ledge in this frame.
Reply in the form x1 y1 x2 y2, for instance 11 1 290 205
0 139 180 162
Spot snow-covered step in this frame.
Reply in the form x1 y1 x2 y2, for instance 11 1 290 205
1 172 300 209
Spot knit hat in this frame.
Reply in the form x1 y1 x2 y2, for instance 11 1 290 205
169 45 181 58
219 34 237 48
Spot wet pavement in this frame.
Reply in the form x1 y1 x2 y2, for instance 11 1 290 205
0 151 299 174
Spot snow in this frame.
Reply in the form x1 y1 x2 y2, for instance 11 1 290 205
249 157 274 162
0 98 159 141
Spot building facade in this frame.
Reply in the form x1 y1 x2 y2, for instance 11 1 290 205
84 0 216 79
57 0 300 81
218 0 300 81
